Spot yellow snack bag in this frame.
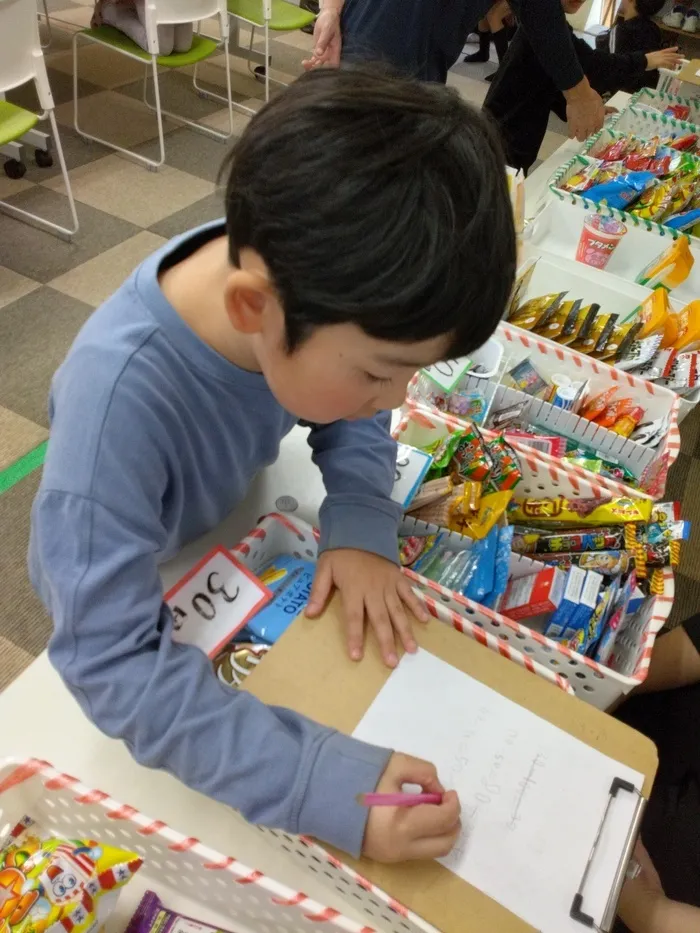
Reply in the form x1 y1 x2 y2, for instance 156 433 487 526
453 490 512 539
635 236 694 290
634 288 670 338
0 816 142 933
665 299 700 351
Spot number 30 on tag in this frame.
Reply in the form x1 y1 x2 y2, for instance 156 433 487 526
165 546 272 657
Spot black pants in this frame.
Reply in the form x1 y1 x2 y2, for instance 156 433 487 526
612 616 700 929
483 29 567 174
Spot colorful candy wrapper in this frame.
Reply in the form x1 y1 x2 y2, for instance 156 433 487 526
656 350 699 390
560 162 601 193
447 390 487 422
399 534 433 566
411 533 446 575
508 292 567 330
450 426 492 481
512 525 626 554
507 358 550 397
0 817 142 933
585 171 655 210
241 555 314 644
486 436 522 491
126 892 238 933
424 432 463 480
458 490 512 539
541 550 632 576
593 571 637 665
581 388 619 422
509 495 652 527
214 642 270 687
610 405 645 437
463 527 498 601
635 347 677 381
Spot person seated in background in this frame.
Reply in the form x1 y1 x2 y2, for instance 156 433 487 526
483 0 681 174
91 0 193 55
602 0 666 93
613 618 700 931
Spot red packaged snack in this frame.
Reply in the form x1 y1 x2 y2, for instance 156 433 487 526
594 397 636 428
580 387 617 421
670 133 698 151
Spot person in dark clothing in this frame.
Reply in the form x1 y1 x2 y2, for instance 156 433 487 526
464 0 513 82
303 0 607 142
605 0 665 93
483 0 681 174
612 617 700 931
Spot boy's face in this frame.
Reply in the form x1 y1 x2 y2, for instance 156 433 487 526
257 310 449 423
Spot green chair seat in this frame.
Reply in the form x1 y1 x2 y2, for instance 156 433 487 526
227 0 316 29
79 25 219 66
0 100 38 147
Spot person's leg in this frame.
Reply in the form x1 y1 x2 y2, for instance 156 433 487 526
173 22 193 53
134 0 174 54
614 617 700 911
464 20 490 63
491 27 509 62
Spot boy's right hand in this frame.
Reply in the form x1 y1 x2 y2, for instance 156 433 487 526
362 753 462 863
646 47 683 72
302 10 342 70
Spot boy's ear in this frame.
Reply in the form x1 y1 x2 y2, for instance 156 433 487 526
224 269 274 334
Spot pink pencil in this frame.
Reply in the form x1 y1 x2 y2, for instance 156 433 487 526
356 792 443 808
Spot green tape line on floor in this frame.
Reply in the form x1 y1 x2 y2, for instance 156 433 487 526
0 440 48 496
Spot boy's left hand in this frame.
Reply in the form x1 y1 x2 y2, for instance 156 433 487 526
305 549 429 668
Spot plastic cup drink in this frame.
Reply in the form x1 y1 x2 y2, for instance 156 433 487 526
576 213 627 269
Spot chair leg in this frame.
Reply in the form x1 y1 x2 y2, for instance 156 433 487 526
0 109 79 239
74 33 165 170
264 23 269 102
39 0 52 49
192 23 258 118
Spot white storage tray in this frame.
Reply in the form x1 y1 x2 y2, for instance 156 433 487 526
525 196 700 310
394 406 674 710
612 93 700 138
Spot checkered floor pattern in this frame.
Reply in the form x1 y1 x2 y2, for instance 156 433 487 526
0 14 572 687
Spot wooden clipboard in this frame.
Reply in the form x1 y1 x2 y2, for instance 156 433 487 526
244 597 658 932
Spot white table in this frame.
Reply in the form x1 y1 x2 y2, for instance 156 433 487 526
1 426 374 930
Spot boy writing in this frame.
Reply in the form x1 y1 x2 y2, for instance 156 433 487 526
29 67 516 862
484 0 682 174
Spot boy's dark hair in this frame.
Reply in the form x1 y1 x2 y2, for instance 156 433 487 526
223 65 516 356
634 0 665 17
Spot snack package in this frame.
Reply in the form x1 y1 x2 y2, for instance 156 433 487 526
399 534 435 566
463 526 498 602
535 299 582 342
126 892 238 933
636 347 677 380
509 495 652 527
598 321 643 362
502 565 566 622
544 566 586 639
592 571 637 665
241 555 314 644
450 426 492 481
656 350 699 391
541 549 632 576
580 387 617 421
632 288 670 338
635 236 694 290
571 313 618 356
508 258 539 317
610 405 645 437
412 533 447 575
405 476 454 512
512 525 626 554
663 299 700 351
666 207 700 231
585 171 655 210
480 524 514 610
447 390 487 422
458 489 512 539
486 436 522 491
508 292 567 330
214 642 270 687
593 396 635 427
507 358 550 396
0 817 142 933
616 333 663 371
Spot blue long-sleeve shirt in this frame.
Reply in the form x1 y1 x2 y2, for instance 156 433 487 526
28 220 400 858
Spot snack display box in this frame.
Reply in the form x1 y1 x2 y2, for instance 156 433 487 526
549 149 700 245
611 97 700 140
393 405 674 710
525 197 700 317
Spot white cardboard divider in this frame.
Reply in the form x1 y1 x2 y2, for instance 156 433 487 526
611 96 700 139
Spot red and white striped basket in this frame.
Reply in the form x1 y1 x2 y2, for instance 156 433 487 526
227 513 574 698
394 406 674 710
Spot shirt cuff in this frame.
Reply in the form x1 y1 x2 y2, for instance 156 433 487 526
295 731 392 857
318 495 402 565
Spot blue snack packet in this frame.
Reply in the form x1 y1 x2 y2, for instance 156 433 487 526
241 554 315 644
480 525 514 609
585 171 656 210
464 526 498 602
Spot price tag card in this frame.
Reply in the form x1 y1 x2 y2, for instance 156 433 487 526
422 357 472 393
392 443 433 508
165 546 273 658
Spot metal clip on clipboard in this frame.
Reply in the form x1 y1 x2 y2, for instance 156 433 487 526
570 777 646 932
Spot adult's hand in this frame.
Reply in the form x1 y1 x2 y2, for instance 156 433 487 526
564 78 604 142
302 8 342 69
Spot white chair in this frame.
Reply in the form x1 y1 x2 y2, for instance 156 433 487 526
194 0 315 115
73 0 238 171
37 0 52 49
0 0 79 238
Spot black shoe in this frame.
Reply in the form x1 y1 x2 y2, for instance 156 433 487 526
484 71 497 82
463 49 489 62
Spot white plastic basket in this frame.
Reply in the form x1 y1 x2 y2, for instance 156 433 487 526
525 197 700 314
393 406 674 709
548 150 700 244
611 96 700 139
228 512 573 698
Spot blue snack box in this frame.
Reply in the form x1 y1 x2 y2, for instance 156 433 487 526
242 554 315 644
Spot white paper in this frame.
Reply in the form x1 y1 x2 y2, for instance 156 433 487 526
354 649 643 933
421 357 472 392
